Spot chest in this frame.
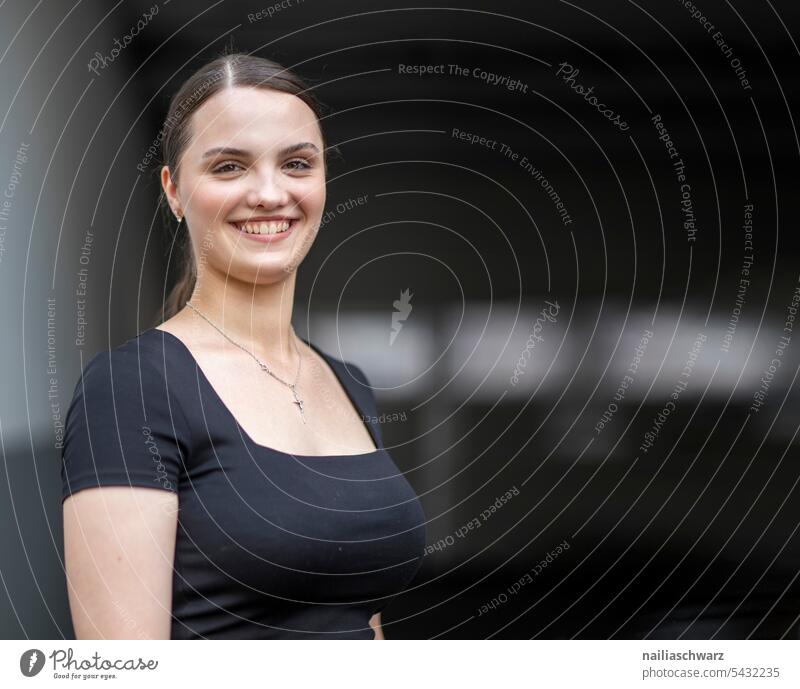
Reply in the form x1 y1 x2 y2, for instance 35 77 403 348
191 345 378 456
172 448 427 609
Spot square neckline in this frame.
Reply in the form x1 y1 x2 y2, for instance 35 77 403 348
147 327 383 459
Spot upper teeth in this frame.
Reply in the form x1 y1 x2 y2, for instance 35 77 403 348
237 220 291 234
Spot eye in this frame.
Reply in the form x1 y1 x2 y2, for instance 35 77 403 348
285 158 312 171
211 161 243 174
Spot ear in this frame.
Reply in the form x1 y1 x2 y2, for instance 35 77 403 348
161 165 182 219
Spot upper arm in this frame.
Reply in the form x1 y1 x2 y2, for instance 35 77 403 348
63 486 178 639
60 347 188 639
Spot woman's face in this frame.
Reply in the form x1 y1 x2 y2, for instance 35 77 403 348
162 85 326 284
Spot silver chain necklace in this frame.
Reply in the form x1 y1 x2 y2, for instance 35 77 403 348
184 301 306 423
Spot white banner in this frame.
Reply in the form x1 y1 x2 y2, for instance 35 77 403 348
2 640 798 687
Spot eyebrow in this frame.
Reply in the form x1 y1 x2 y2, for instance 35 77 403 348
201 142 320 159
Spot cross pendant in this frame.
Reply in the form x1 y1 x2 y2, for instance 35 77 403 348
291 388 306 423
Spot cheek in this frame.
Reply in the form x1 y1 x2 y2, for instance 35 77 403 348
297 179 326 213
193 180 241 217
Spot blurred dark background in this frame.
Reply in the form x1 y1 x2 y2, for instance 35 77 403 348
2 0 800 639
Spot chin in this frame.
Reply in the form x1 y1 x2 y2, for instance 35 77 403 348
225 260 298 285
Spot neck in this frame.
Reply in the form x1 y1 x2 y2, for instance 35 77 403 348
184 266 301 367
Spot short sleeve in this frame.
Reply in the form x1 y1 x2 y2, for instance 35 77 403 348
345 361 384 449
61 347 189 503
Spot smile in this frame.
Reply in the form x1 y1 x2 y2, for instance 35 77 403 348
234 219 291 234
227 219 297 243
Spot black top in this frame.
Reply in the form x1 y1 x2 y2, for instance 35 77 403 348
61 327 426 639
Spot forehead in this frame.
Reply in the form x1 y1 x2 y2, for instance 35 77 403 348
186 86 321 154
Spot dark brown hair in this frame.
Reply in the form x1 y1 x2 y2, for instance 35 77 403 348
155 51 329 324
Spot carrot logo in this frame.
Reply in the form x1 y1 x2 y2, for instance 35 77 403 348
390 289 413 345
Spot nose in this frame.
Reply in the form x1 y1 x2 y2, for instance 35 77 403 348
246 170 290 209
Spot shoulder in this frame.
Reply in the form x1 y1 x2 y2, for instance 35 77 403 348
306 341 382 418
62 331 190 502
305 340 372 388
306 343 386 446
65 330 188 430
73 331 168 393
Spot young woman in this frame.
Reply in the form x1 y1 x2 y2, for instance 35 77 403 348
61 53 426 640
